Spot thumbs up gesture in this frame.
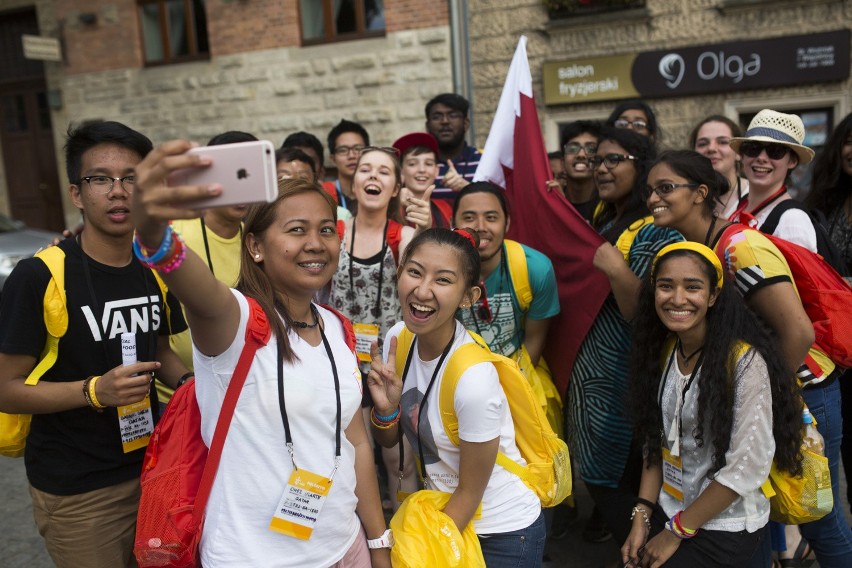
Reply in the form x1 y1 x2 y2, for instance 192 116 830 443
443 159 470 192
403 184 434 234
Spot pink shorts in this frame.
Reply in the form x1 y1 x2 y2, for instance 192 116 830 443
329 525 371 568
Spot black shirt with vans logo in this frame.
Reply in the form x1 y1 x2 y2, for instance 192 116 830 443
0 237 186 495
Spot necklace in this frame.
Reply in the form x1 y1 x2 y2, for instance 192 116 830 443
292 305 320 329
702 216 718 247
677 340 703 365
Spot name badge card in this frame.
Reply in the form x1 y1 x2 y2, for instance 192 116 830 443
270 469 333 540
118 394 154 453
662 447 684 501
353 323 379 363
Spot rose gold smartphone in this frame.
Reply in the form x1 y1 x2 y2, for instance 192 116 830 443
167 140 277 208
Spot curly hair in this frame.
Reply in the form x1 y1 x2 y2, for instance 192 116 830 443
593 127 656 243
805 112 852 215
630 249 803 477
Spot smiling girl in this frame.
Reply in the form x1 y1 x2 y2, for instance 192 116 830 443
689 115 748 219
623 243 801 568
367 228 544 567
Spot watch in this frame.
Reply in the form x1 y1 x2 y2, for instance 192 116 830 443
366 528 394 549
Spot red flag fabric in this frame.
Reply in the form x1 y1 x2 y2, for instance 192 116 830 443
473 36 610 395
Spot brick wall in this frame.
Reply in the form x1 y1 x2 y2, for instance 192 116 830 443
55 1 141 74
386 0 450 32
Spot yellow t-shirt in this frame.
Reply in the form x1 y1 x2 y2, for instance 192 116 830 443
717 227 835 384
157 218 242 403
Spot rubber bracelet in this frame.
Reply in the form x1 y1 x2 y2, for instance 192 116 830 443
87 375 107 410
373 405 401 423
176 372 194 389
133 226 174 264
82 377 99 411
157 238 186 273
673 511 697 535
370 408 400 430
635 497 657 511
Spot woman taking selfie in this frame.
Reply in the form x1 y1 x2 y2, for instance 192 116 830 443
130 141 390 568
622 243 801 567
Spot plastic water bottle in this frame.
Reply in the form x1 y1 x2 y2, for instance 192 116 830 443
802 408 825 455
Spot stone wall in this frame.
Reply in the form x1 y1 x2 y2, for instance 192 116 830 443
466 0 852 151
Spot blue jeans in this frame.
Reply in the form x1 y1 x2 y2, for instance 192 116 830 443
799 378 852 567
478 512 546 568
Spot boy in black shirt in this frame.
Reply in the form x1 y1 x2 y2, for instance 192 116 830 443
0 121 188 567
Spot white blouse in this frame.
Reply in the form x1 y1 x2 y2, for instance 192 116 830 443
658 348 774 533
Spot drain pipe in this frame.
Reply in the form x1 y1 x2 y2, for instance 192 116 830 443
448 0 476 143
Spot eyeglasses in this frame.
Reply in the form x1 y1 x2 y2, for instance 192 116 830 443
589 153 637 169
641 182 699 201
428 111 465 122
739 141 790 160
79 175 135 194
614 118 648 131
563 142 598 155
474 281 492 322
333 144 366 157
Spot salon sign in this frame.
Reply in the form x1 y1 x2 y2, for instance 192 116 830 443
542 30 850 105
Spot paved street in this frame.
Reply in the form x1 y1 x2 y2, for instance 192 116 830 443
1 454 848 568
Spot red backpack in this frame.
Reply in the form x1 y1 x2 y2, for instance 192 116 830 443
336 219 404 264
717 223 852 368
134 298 356 567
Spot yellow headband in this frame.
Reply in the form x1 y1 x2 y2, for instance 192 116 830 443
653 242 724 288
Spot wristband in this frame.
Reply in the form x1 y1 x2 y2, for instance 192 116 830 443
176 372 194 389
373 405 400 423
635 497 657 511
87 375 107 410
370 407 400 430
133 227 174 264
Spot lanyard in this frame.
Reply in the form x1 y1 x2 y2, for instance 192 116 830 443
79 237 155 367
731 185 787 220
469 246 519 353
335 180 347 209
277 305 343 479
348 218 389 316
398 332 455 488
199 217 242 278
657 343 704 457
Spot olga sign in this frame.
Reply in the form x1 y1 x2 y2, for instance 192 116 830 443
542 30 849 105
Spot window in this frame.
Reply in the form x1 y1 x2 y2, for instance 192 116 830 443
546 0 646 19
138 0 209 65
300 0 385 45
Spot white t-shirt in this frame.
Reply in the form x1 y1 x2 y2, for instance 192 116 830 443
754 201 818 253
384 320 541 535
194 290 364 567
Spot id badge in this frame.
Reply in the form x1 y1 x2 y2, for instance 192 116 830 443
269 469 333 540
353 323 379 363
118 394 154 453
662 447 684 501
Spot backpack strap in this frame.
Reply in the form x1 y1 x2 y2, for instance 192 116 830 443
28 247 69 386
192 296 271 525
386 220 403 265
437 332 531 483
394 326 416 378
321 304 357 354
504 240 532 314
336 219 346 243
432 200 453 229
615 215 654 261
759 200 800 235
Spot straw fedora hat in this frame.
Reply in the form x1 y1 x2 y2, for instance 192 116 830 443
729 109 815 165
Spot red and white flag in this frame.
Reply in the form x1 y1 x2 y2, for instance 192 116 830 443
474 36 610 395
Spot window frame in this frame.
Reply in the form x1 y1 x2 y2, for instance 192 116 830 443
546 0 646 20
136 0 210 67
299 0 386 46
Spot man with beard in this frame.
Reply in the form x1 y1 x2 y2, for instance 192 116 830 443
561 120 601 223
425 93 482 202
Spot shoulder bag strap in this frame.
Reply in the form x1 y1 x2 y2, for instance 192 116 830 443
503 240 531 313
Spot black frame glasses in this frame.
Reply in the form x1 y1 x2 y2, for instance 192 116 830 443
79 175 135 194
563 142 598 155
739 141 791 160
332 144 366 157
614 118 648 131
589 153 637 169
641 183 700 200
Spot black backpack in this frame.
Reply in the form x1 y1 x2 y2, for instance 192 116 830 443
760 200 848 276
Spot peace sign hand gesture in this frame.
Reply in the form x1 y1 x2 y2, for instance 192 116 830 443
366 337 403 415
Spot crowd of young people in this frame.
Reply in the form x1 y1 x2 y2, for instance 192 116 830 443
1 93 851 568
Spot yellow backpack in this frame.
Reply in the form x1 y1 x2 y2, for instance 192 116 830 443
0 247 169 458
395 326 572 507
502 240 563 437
591 203 654 261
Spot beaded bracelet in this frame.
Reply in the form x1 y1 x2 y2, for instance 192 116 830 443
157 235 186 273
630 506 651 532
133 226 174 264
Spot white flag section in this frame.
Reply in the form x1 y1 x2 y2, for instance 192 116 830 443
473 36 535 187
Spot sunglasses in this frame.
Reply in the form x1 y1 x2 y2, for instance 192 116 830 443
589 153 637 169
474 281 492 322
739 141 790 160
641 182 699 201
563 142 598 155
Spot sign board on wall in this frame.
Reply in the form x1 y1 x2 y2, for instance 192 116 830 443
543 30 850 105
22 34 62 62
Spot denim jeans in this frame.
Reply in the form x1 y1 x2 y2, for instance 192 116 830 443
478 511 546 568
799 377 852 567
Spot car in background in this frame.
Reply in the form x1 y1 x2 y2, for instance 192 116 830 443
0 214 62 293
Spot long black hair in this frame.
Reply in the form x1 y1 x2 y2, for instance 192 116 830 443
805 112 852 215
630 248 803 476
594 127 656 243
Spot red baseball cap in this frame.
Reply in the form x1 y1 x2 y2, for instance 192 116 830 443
392 132 439 158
